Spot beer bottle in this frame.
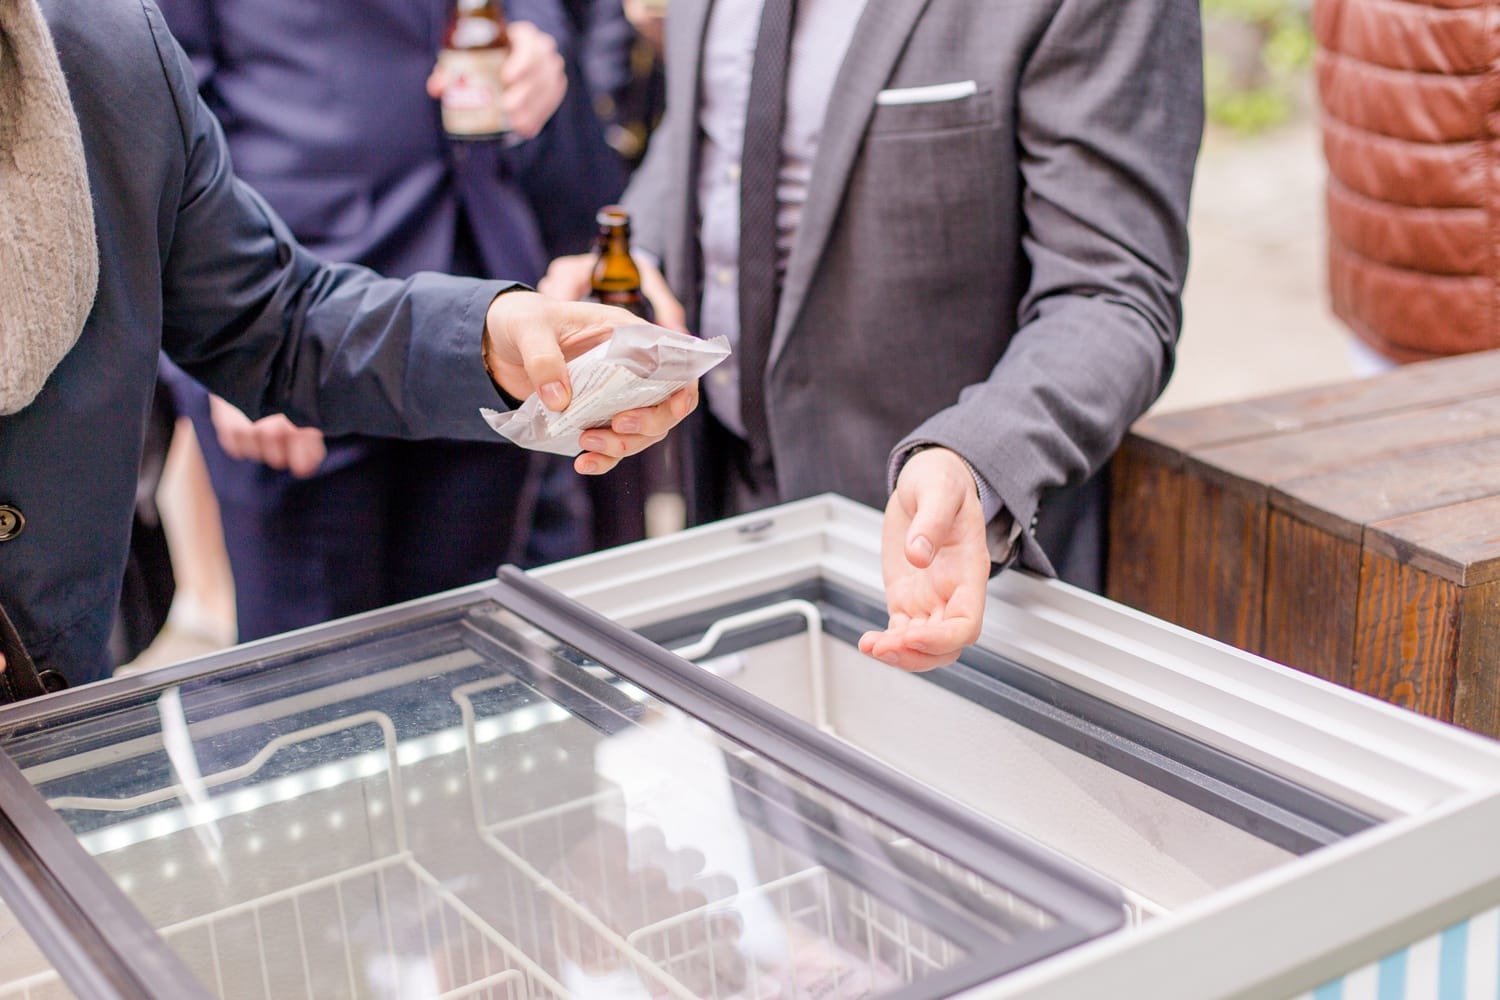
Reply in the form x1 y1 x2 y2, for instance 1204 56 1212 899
585 205 676 548
588 206 655 322
438 0 511 139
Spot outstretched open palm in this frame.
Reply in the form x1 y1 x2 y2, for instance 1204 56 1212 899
859 448 991 671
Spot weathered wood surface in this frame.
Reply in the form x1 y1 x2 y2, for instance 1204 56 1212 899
1177 477 1267 652
1134 348 1500 452
1258 435 1500 683
1262 513 1358 684
1107 350 1500 738
1362 494 1500 734
1106 438 1182 621
1350 548 1458 723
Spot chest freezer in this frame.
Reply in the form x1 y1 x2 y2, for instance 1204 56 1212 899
2 495 1499 1000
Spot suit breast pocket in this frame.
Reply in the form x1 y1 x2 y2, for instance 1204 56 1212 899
854 88 1012 271
868 83 993 135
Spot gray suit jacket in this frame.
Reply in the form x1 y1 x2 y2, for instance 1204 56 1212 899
625 0 1203 577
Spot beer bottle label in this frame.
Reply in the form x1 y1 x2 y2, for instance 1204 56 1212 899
439 49 509 137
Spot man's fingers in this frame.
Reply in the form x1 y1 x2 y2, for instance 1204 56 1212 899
485 291 640 401
905 487 965 568
900 449 973 568
537 254 594 300
501 321 571 410
641 268 687 332
574 450 622 475
574 385 691 474
259 429 289 470
497 22 564 138
858 629 961 672
859 620 972 672
286 429 328 478
610 385 697 437
575 385 695 468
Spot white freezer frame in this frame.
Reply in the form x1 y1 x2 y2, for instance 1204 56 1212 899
529 494 1500 1000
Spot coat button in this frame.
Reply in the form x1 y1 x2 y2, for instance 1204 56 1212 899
0 506 23 542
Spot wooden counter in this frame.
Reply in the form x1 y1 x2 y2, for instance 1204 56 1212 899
1108 349 1500 736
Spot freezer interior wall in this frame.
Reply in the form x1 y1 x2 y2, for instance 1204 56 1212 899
720 631 1293 915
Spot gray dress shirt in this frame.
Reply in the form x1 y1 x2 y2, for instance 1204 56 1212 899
695 0 867 438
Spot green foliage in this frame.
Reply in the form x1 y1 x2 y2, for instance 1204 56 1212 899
1202 0 1315 134
1204 0 1295 19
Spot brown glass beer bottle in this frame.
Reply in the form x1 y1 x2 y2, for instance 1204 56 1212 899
438 0 511 139
588 206 655 322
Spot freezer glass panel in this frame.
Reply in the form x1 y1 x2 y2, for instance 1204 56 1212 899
1 600 1082 999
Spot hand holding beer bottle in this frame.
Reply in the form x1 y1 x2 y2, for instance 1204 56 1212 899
539 210 687 332
428 1 566 141
588 206 654 321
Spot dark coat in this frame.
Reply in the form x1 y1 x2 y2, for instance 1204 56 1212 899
0 0 516 684
150 0 625 639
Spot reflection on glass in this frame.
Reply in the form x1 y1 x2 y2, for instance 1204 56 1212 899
3 603 1055 999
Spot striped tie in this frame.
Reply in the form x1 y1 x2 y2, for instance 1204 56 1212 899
737 0 796 464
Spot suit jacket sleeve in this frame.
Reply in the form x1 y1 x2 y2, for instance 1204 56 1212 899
619 102 677 260
153 0 217 90
146 3 516 442
897 0 1203 563
503 0 630 258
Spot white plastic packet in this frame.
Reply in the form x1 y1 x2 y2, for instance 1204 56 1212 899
482 323 730 456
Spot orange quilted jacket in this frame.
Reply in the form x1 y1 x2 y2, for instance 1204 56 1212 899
1313 0 1500 362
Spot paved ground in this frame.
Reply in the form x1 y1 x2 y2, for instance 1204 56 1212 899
127 110 1355 673
1159 114 1354 413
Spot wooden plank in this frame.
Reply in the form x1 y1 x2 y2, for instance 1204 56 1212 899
1260 436 1500 686
1119 351 1500 674
1177 475 1266 652
1365 493 1500 587
1164 395 1500 659
1191 395 1500 493
1270 435 1500 542
1262 511 1359 684
1105 436 1184 620
1352 495 1500 734
1351 547 1459 723
1133 347 1500 453
1175 400 1500 655
1455 579 1500 738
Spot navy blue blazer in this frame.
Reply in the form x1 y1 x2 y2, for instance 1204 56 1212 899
0 0 519 685
155 0 625 489
156 0 625 282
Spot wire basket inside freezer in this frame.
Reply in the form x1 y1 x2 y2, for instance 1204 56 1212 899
452 673 1056 1000
11 704 570 1000
1 597 1119 1000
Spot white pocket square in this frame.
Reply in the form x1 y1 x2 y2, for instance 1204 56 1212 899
874 80 978 106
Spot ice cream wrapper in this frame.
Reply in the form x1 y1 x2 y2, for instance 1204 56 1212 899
482 324 730 456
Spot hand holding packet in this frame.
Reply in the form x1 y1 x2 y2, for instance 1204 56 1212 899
482 323 730 456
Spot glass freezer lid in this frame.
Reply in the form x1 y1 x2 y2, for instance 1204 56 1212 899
0 573 1124 1000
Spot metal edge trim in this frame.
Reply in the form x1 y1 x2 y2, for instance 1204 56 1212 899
0 752 210 998
0 588 494 731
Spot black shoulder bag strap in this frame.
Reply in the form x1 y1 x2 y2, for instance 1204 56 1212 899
0 600 65 704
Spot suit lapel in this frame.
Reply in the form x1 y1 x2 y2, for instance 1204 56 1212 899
769 0 933 366
666 0 712 322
